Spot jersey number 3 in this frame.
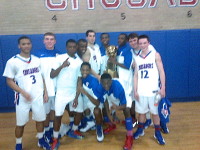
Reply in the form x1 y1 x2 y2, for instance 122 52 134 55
141 70 149 79
30 75 36 84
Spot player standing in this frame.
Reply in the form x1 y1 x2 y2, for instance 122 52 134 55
50 39 83 149
133 35 166 145
34 32 61 143
3 36 51 150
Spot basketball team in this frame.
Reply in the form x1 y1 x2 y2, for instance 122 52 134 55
3 30 170 150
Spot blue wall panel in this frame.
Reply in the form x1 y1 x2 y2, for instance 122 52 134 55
0 29 200 111
189 30 200 97
0 38 9 107
165 30 190 98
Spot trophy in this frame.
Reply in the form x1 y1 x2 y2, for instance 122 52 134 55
105 45 118 78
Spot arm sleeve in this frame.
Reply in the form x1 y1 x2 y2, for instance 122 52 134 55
123 51 132 69
3 59 15 79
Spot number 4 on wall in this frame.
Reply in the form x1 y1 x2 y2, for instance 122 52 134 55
52 15 57 21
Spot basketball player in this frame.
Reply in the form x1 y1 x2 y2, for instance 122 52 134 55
34 32 61 143
99 33 121 124
77 33 102 131
133 35 166 145
3 36 51 150
79 62 104 142
50 39 83 149
84 30 102 80
100 73 133 150
128 33 157 129
106 33 134 132
99 33 109 75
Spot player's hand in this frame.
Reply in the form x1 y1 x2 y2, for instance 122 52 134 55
134 92 139 101
107 112 115 124
159 88 166 98
73 98 78 108
21 91 32 101
43 92 48 103
110 102 118 111
108 57 116 64
61 58 70 68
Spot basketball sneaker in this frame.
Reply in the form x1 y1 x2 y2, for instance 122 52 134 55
132 119 138 128
44 130 53 144
15 144 22 150
51 138 60 150
160 123 169 134
144 119 152 129
80 121 95 132
96 126 104 142
133 127 144 139
38 137 51 150
103 124 116 134
123 135 133 150
68 130 84 139
154 131 165 145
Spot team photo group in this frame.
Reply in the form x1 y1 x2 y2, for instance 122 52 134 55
3 30 170 150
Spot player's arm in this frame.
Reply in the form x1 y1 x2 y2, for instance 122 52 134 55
108 57 128 69
6 78 31 101
111 102 126 111
133 62 139 101
80 87 100 106
104 99 114 123
42 77 48 103
73 77 82 108
155 52 166 98
50 58 70 78
82 51 101 80
112 90 126 111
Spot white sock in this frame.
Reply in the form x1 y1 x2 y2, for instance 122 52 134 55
72 125 78 131
37 132 43 139
53 131 59 138
16 137 22 144
45 126 50 131
49 121 53 128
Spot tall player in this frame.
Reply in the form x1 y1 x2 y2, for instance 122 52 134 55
34 32 61 143
128 33 157 128
3 36 51 150
133 35 166 145
50 39 83 149
85 30 102 80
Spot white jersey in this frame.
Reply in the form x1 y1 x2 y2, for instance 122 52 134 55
100 55 109 75
88 44 101 74
3 54 44 100
135 50 160 97
53 53 82 98
40 56 57 97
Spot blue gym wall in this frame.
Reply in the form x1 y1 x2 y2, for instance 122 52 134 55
0 29 200 112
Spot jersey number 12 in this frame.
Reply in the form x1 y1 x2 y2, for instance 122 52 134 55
141 70 149 79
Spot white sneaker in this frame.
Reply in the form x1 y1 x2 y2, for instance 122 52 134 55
96 127 104 142
80 121 95 132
